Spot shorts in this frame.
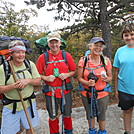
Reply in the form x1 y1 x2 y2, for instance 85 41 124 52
81 94 109 121
45 92 72 119
118 91 134 110
1 101 39 134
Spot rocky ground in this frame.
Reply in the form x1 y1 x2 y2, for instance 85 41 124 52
21 91 134 134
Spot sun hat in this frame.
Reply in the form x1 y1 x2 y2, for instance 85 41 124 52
47 32 61 42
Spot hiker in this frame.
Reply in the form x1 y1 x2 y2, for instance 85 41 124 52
85 43 103 56
78 37 112 134
113 23 134 134
0 40 41 134
36 32 76 134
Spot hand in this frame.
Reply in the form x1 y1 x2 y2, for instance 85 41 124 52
46 75 56 82
87 79 95 87
102 76 108 82
14 79 30 89
58 73 69 80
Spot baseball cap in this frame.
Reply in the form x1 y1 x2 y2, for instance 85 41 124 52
47 32 61 42
90 37 105 44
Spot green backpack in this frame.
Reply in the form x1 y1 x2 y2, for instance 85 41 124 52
34 34 66 54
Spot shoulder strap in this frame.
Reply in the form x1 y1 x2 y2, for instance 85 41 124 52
61 50 67 66
3 57 10 84
84 56 88 69
24 59 32 75
43 51 49 67
83 55 106 71
100 55 106 71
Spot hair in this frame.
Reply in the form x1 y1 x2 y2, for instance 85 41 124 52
8 40 25 49
121 23 134 38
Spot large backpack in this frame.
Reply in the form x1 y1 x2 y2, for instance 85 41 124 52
0 36 32 54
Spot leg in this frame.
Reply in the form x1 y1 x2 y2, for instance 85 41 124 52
49 118 59 134
98 120 106 130
123 107 133 132
26 129 33 134
45 95 59 134
63 92 73 134
88 118 95 129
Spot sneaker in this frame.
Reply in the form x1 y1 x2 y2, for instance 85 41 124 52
89 128 97 134
98 129 107 134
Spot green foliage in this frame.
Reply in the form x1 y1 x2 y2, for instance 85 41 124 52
0 0 37 37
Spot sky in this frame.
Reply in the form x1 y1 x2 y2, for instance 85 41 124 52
4 0 75 31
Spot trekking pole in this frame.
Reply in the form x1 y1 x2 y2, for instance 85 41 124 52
87 71 99 130
89 86 93 129
8 60 34 134
61 80 65 134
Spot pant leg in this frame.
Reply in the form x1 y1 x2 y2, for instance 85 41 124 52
49 118 59 134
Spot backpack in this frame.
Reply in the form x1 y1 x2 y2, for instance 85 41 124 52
0 36 32 55
34 33 66 54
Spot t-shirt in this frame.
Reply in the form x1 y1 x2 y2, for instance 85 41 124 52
113 45 134 95
78 56 112 99
36 50 76 98
0 61 40 111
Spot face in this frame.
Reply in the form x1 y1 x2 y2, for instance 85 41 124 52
123 31 134 46
11 50 25 64
90 42 104 55
48 39 61 53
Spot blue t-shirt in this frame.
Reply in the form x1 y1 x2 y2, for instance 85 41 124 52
113 45 134 95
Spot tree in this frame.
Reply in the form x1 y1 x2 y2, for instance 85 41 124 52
0 0 38 37
25 0 134 59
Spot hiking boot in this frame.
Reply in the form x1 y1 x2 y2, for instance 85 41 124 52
89 128 97 134
98 129 107 134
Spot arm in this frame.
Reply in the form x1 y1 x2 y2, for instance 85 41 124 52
0 81 21 94
114 67 119 99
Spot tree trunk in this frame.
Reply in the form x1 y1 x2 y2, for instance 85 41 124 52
99 0 112 59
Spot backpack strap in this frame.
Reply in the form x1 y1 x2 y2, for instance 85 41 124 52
3 59 31 84
23 59 32 75
43 50 68 67
83 55 106 71
43 51 49 67
62 50 68 66
100 55 106 71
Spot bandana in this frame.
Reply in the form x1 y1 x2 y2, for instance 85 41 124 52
9 46 26 53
